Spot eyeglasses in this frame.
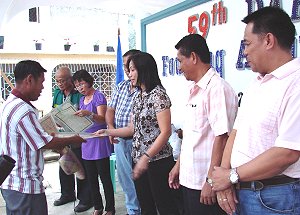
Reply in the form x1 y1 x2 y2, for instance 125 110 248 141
75 83 85 90
55 79 68 84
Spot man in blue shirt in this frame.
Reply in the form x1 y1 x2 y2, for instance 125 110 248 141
106 50 141 215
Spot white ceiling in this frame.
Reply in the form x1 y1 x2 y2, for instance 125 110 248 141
0 0 184 31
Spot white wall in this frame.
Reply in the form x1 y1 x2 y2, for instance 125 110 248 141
1 6 130 53
0 6 128 113
145 0 300 128
0 54 116 114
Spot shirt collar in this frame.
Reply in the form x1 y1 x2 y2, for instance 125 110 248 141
257 58 299 81
192 68 217 91
11 88 36 109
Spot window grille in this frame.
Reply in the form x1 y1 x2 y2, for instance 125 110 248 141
52 63 116 100
0 63 116 101
0 63 16 100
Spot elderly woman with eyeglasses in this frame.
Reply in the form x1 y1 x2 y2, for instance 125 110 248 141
72 69 115 215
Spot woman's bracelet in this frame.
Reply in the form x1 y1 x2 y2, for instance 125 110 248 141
143 152 151 159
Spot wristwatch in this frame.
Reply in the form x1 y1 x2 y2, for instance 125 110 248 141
229 168 239 184
206 177 213 187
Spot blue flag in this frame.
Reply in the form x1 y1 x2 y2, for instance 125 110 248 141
116 30 124 85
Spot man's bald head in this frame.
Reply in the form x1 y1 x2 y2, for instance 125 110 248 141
55 66 74 92
56 66 72 78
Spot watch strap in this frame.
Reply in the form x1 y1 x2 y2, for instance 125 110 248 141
206 177 213 186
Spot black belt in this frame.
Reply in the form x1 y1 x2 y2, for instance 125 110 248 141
121 136 133 140
236 175 299 191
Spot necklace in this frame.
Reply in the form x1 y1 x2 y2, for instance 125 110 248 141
84 95 93 105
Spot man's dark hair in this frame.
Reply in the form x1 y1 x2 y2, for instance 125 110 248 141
72 69 94 88
123 49 141 57
175 34 210 64
242 6 295 50
14 60 46 82
127 52 163 93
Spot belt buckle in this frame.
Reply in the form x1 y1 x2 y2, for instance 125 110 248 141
253 181 264 191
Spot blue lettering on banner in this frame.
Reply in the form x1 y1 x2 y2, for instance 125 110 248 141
162 56 181 77
214 49 225 78
162 50 225 78
236 0 300 70
244 0 300 21
236 40 250 70
236 37 299 70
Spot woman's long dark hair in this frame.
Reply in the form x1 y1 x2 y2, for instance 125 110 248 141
126 52 163 93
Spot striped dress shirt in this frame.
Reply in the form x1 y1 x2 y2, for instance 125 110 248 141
0 94 52 194
179 68 238 190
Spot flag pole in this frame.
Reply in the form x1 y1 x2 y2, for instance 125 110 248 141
116 27 124 85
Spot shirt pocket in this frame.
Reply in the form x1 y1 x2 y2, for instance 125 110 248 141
186 103 207 132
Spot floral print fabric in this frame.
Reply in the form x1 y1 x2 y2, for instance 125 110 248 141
132 86 173 163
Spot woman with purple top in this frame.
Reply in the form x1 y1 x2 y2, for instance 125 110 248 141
72 69 115 215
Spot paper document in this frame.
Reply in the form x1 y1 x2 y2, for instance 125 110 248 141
39 113 59 134
55 132 100 139
50 102 93 132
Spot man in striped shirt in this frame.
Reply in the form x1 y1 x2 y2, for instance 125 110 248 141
0 60 85 215
106 49 141 215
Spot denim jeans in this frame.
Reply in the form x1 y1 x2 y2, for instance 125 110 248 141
234 180 300 215
115 138 140 215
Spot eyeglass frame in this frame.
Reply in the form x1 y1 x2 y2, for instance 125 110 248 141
74 82 86 90
55 77 70 85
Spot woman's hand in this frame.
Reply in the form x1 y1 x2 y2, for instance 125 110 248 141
109 136 119 144
93 129 108 137
132 155 149 180
74 109 91 117
169 162 180 189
